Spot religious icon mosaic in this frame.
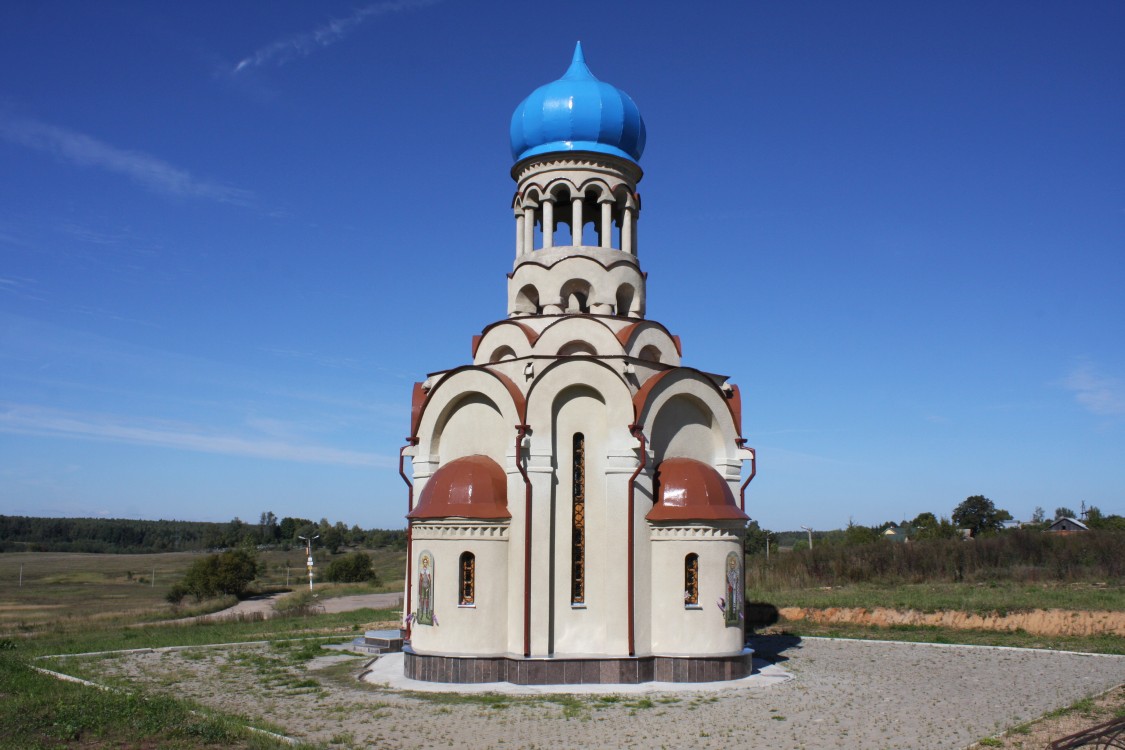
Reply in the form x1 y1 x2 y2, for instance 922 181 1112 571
723 551 743 626
416 549 435 625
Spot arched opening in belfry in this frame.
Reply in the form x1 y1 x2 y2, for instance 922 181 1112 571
616 283 635 318
560 280 591 314
579 187 601 246
515 284 541 316
548 185 572 246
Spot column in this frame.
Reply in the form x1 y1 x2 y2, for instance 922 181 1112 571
523 206 535 252
542 198 554 249
571 196 583 247
622 206 634 256
600 200 613 249
515 210 525 257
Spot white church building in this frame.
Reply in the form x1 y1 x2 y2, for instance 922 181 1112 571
398 44 756 684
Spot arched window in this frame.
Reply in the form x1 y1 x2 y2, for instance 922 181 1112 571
684 553 699 607
572 433 585 605
489 345 517 363
459 551 475 606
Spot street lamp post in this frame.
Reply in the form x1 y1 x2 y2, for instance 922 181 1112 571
297 534 320 592
800 525 813 550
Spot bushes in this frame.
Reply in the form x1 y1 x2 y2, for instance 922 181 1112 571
166 549 258 603
323 551 378 584
747 530 1125 591
272 589 323 617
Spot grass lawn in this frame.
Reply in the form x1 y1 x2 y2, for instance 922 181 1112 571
0 547 405 635
758 619 1125 656
747 580 1125 615
0 647 311 750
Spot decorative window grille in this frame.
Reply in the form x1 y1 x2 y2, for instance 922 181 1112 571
684 553 699 607
459 551 475 606
571 433 585 605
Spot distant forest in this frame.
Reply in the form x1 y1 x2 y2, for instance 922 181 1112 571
0 512 405 554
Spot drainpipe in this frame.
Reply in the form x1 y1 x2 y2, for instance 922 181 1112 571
515 424 532 658
398 438 418 640
626 424 647 657
737 440 756 513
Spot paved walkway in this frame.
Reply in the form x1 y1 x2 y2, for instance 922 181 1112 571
87 634 1125 749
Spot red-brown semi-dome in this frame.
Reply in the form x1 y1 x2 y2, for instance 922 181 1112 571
408 455 511 520
646 457 749 522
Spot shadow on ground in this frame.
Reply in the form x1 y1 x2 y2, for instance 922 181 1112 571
745 602 802 664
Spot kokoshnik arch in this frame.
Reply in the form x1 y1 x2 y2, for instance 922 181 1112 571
398 43 757 684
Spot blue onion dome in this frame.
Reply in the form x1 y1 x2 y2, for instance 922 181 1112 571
510 42 646 164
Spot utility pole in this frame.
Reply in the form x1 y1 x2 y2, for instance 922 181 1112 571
298 534 319 592
765 533 773 562
800 525 813 550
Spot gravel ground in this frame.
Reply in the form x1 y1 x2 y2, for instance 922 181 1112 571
78 636 1125 750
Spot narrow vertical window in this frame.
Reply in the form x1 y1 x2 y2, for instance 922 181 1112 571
459 551 475 606
684 553 699 607
571 433 585 605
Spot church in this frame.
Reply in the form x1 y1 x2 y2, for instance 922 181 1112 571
398 44 756 684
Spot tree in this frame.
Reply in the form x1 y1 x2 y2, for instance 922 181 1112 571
258 511 279 543
952 495 1008 537
912 512 938 529
324 551 378 583
1054 507 1077 521
169 549 259 602
913 515 961 541
1031 506 1046 524
743 521 770 555
844 520 879 546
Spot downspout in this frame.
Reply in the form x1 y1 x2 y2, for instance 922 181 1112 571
737 440 757 513
626 424 647 658
515 424 532 658
398 438 418 640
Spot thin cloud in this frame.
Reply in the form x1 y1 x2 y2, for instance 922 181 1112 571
0 115 253 205
230 0 440 73
1063 363 1125 416
0 403 393 469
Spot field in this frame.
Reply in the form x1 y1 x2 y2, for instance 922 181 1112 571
0 547 405 634
1 547 1123 748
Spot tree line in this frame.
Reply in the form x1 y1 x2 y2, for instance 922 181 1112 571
744 495 1124 554
0 513 405 554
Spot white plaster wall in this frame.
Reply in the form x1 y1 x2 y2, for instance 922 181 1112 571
523 359 636 658
534 316 625 358
639 373 742 465
651 394 720 464
649 529 745 656
623 325 681 366
508 254 645 318
408 527 509 656
550 385 609 656
435 394 508 464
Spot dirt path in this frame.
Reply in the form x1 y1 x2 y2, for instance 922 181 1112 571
779 606 1125 637
166 591 403 625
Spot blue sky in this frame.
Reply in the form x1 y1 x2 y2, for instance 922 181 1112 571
1 1 1122 531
